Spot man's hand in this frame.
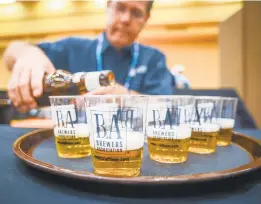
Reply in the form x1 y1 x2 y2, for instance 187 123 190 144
4 42 55 113
87 83 139 95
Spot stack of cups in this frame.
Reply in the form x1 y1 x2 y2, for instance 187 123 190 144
49 94 238 177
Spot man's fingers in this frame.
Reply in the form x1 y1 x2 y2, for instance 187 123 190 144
46 62 56 74
31 66 45 98
86 83 129 95
87 87 110 95
19 68 36 108
7 64 22 107
17 105 29 114
6 45 56 113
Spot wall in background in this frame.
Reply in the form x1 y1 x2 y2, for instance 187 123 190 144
0 1 242 90
0 49 10 89
154 43 219 89
219 1 261 127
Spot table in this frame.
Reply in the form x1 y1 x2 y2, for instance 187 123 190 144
1 125 261 204
10 118 53 128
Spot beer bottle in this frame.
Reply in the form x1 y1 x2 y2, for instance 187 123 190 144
44 69 115 95
0 70 115 109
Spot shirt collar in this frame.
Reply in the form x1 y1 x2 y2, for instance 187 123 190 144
101 32 134 55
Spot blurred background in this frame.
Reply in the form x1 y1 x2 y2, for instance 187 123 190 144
0 0 260 127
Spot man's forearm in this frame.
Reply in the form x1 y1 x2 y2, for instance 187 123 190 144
128 89 140 95
3 41 34 71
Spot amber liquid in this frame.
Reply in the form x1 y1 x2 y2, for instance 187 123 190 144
148 137 190 163
217 128 233 146
44 70 115 95
91 148 143 177
189 131 218 154
55 136 91 158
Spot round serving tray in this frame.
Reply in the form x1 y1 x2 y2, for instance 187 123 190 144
13 129 261 185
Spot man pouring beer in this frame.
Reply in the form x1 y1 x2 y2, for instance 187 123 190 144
3 0 175 113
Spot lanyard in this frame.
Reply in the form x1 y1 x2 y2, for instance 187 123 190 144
96 34 139 89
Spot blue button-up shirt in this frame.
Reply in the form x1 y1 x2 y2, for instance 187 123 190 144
37 33 175 95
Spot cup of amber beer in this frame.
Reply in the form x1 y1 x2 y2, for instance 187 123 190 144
217 97 238 146
49 96 91 158
84 95 148 177
146 96 195 164
189 96 222 154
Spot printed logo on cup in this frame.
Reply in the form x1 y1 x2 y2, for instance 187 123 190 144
191 102 220 124
189 102 221 133
151 107 181 128
88 104 143 153
52 104 77 128
51 104 89 138
147 107 192 140
149 106 194 127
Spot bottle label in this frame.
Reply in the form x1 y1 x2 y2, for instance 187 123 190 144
84 72 102 91
72 72 85 83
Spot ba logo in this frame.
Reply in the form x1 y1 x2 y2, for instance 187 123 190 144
192 102 219 123
152 108 181 128
52 105 77 128
91 108 137 139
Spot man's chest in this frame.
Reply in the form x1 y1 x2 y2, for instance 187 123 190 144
67 45 151 89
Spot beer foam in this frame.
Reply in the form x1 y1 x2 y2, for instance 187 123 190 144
126 132 145 150
147 125 192 139
191 123 220 132
217 118 235 129
90 131 144 151
75 123 91 137
54 123 90 138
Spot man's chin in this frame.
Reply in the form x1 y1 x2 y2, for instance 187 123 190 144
111 38 131 49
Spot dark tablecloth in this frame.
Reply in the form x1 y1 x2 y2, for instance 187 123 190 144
1 125 261 204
